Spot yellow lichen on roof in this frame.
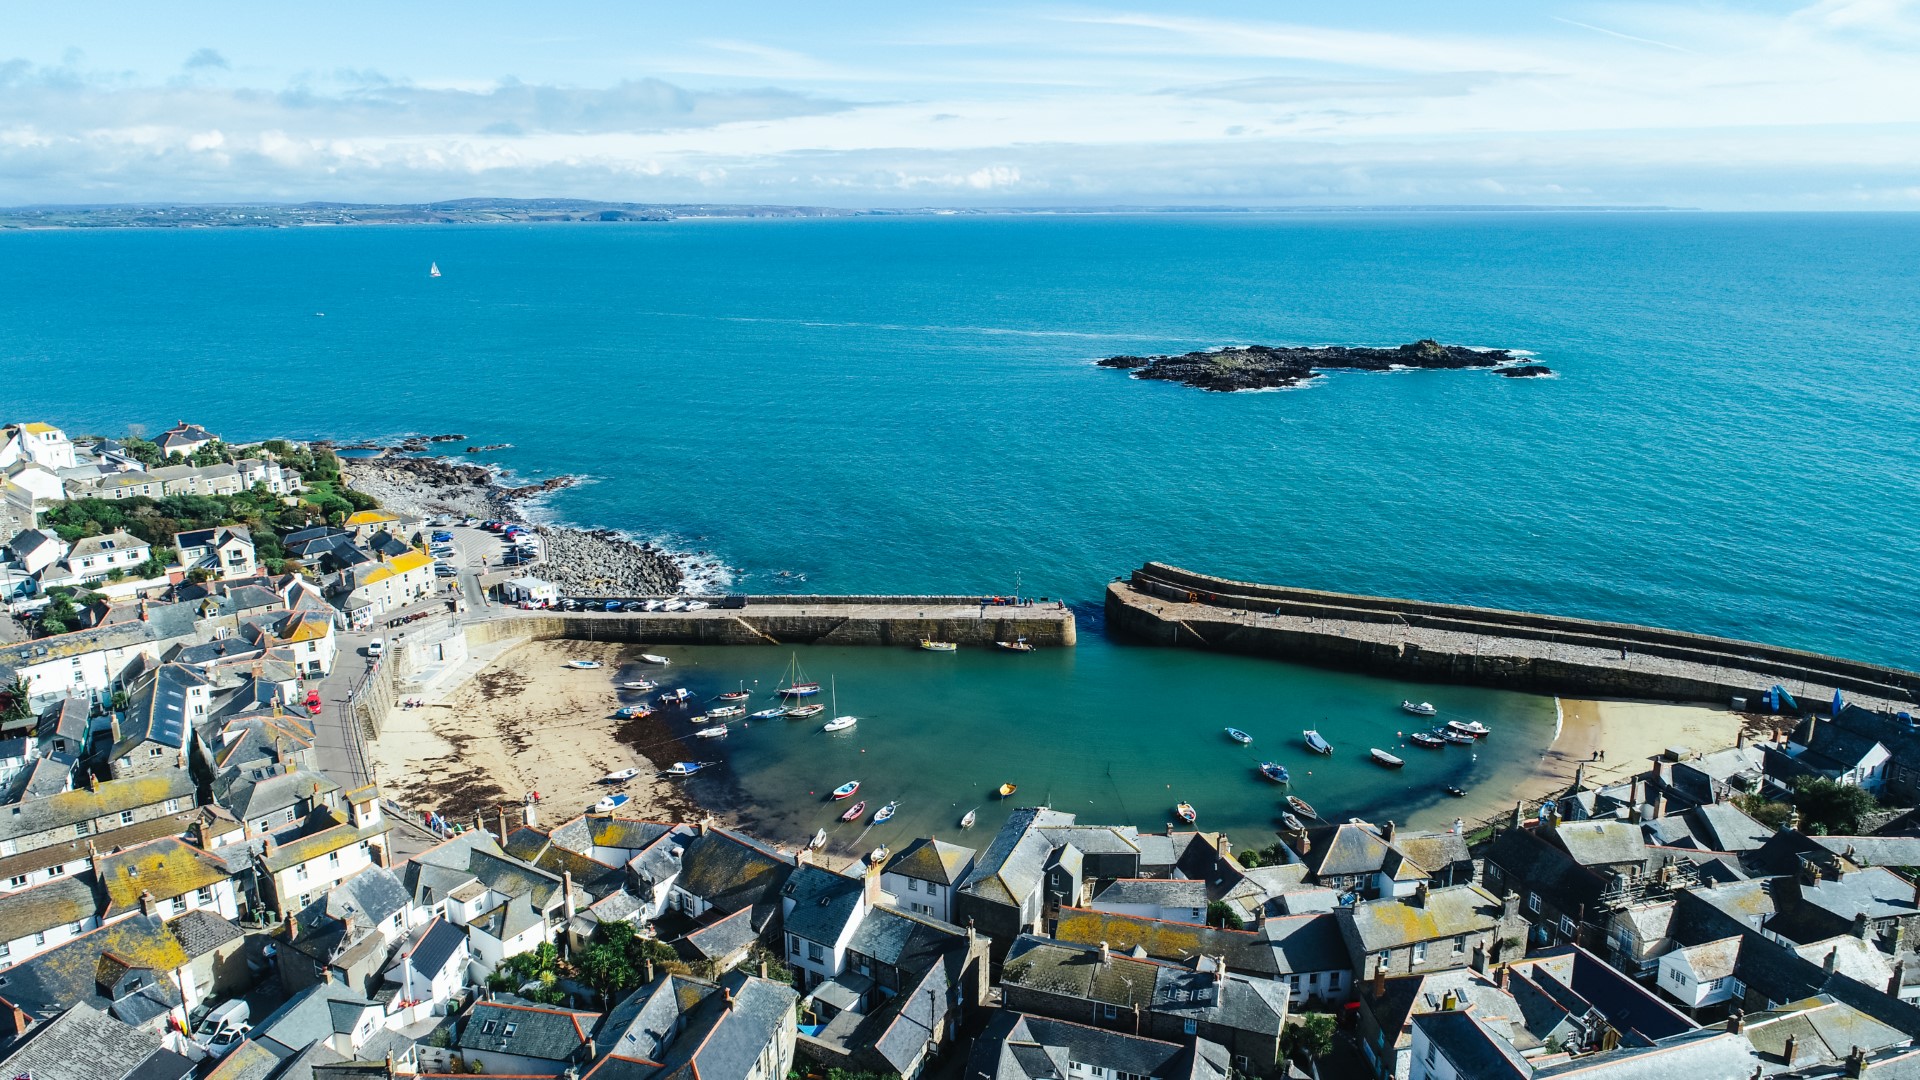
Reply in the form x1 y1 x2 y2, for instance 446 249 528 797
344 510 398 526
99 837 230 914
387 549 432 574
20 422 59 435
42 771 192 820
358 565 395 585
278 615 331 643
1055 908 1210 959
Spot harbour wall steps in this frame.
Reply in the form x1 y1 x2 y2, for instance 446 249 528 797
466 595 1077 649
1107 562 1917 709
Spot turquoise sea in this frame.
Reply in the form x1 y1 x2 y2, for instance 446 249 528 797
5 213 1918 845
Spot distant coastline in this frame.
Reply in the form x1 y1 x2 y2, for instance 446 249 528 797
0 199 1690 230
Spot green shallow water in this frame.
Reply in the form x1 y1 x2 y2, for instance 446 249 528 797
627 638 1558 853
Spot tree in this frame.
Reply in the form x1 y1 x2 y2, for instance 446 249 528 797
0 674 32 725
577 921 642 1004
1732 793 1793 831
1792 777 1879 836
37 593 77 636
487 942 567 1005
1283 1012 1336 1062
1205 900 1245 930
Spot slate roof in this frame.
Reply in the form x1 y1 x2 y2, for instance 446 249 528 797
0 914 189 1025
459 999 601 1064
1811 835 1920 870
38 695 91 745
1340 884 1504 954
969 1011 1230 1080
166 908 243 959
1391 830 1472 877
1092 878 1208 909
68 531 149 561
845 905 968 973
0 1002 166 1080
1773 866 1919 943
675 826 794 916
1002 934 1161 1010
1743 996 1912 1070
782 863 867 945
596 974 721 1063
392 916 466 980
1258 913 1351 976
97 835 231 916
1483 827 1609 915
1295 823 1393 878
682 905 760 962
651 974 797 1080
883 836 976 885
1409 1009 1529 1080
1053 907 1274 976
960 808 1076 908
0 768 196 846
1686 803 1775 853
259 808 388 873
0 873 98 939
250 982 381 1057
1676 936 1743 981
203 1039 280 1080
1548 819 1649 868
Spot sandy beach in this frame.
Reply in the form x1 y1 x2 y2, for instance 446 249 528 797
1434 698 1769 830
367 639 704 829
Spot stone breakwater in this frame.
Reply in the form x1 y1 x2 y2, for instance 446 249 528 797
1099 338 1550 391
341 457 686 594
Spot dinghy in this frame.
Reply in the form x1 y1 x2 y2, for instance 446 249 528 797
1259 761 1290 783
998 783 1017 798
1304 730 1333 755
1280 812 1305 832
621 680 657 691
960 807 978 829
869 845 889 864
1175 802 1197 823
1439 728 1476 745
1287 795 1316 819
1444 785 1468 798
780 683 822 697
695 725 728 738
786 704 825 719
657 688 692 706
810 828 828 849
1409 732 1446 749
663 761 710 777
995 637 1036 653
640 654 672 665
705 705 746 719
831 780 860 800
1401 700 1437 717
1225 727 1253 745
873 801 897 824
919 639 957 652
840 800 867 822
717 691 751 703
1370 748 1406 768
594 792 630 812
749 707 790 720
613 705 653 720
567 659 603 670
600 767 639 783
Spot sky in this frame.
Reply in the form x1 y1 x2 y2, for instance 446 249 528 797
2 1 1918 209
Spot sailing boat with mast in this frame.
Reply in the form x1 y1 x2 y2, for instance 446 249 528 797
823 676 858 732
777 653 821 698
428 262 442 278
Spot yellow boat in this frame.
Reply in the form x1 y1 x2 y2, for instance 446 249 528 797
998 783 1017 798
920 639 958 652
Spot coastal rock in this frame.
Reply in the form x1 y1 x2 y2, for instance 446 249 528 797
1497 365 1555 378
1100 339 1525 392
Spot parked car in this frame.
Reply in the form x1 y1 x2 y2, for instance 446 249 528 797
603 600 622 612
434 564 459 577
431 531 454 542
367 638 384 658
304 689 322 715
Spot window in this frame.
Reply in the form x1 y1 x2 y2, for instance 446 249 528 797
1412 942 1426 964
789 934 801 957
1527 892 1541 913
167 897 183 915
1453 934 1467 955
295 865 308 880
502 1022 518 1037
196 887 214 905
1184 1019 1197 1035
908 878 920 892
1101 1003 1118 1020
148 747 165 757
1559 916 1575 938
46 866 64 879
74 820 89 838
70 921 85 934
1091 1068 1107 1077
120 810 135 825
7 875 25 889
928 883 939 896
32 932 45 946
164 799 180 813
807 942 823 962
329 851 341 865
480 1019 498 1034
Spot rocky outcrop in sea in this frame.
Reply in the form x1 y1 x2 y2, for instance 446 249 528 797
1099 339 1546 391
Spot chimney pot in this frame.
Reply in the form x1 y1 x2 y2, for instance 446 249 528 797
1727 1009 1744 1034
1784 1033 1799 1064
1098 941 1111 966
1824 948 1838 974
1853 912 1871 940
1383 820 1396 842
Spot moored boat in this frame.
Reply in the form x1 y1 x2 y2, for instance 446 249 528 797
810 828 828 849
567 659 603 670
1401 700 1437 717
706 705 746 719
621 680 657 691
960 807 978 829
717 691 751 703
831 780 860 800
1439 728 1476 745
786 704 826 719
869 845 889 864
749 707 790 720
1259 761 1290 783
996 638 1036 653
664 761 710 777
1225 727 1253 745
594 792 629 812
600 767 639 783
873 801 897 824
780 683 822 697
1370 748 1406 768
997 783 1017 798
640 654 672 665
1304 730 1333 755
920 639 957 652
841 800 867 821
1444 785 1468 798
824 715 857 732
695 725 728 738
1409 732 1445 749
613 705 653 720
1175 802 1197 823
1287 795 1316 819
1280 812 1305 832
1448 719 1492 737
657 688 692 706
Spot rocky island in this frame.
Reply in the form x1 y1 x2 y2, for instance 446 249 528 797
1099 338 1550 391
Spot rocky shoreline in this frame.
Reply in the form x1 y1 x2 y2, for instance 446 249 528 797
1100 339 1551 391
340 456 690 595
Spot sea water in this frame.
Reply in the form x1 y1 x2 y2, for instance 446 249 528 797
5 212 1917 843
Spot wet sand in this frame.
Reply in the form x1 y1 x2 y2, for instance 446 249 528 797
368 639 704 827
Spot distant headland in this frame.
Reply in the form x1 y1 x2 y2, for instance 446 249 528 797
1099 339 1553 392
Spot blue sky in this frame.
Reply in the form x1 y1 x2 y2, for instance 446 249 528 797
3 1 1917 208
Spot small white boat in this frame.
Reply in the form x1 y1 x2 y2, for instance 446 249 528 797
824 715 858 732
567 659 603 670
600 767 639 783
920 639 957 652
960 807 978 829
1225 727 1253 745
869 845 889 864
664 761 710 777
1371 748 1407 768
640 654 672 666
594 792 629 812
658 688 692 705
831 780 860 800
1401 700 1437 717
706 705 746 719
1304 730 1333 755
749 707 790 720
696 725 729 739
621 680 657 691
1449 719 1492 737
873 801 897 824
787 703 826 719
810 828 828 849
995 638 1036 653
429 262 442 278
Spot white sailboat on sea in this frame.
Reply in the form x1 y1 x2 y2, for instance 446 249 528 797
823 675 858 732
429 262 442 278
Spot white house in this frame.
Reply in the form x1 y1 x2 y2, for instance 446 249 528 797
0 875 100 967
95 836 242 927
6 530 67 577
334 550 434 626
2 463 64 505
258 787 392 915
154 422 217 459
0 619 183 712
881 838 975 923
174 527 255 581
66 532 152 583
1657 936 1745 1010
382 917 470 1017
9 424 77 471
782 863 881 993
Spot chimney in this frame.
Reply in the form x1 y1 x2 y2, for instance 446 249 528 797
644 956 655 984
1510 802 1524 831
1371 957 1388 996
1824 947 1838 975
474 812 485 835
1846 1045 1869 1079
1890 958 1906 998
759 956 768 979
1498 964 1511 991
497 805 508 843
1653 792 1667 820
138 889 156 917
699 814 713 836
1783 1034 1799 1064
140 600 149 622
1501 892 1521 921
1098 940 1111 966
263 837 277 858
1574 762 1586 790
1383 820 1396 843
1299 834 1312 856
1411 883 1429 908
1853 912 1871 940
286 915 297 941
563 870 576 923
864 857 883 906
722 985 734 1011
88 841 104 880
1217 834 1232 866
1727 1009 1744 1034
